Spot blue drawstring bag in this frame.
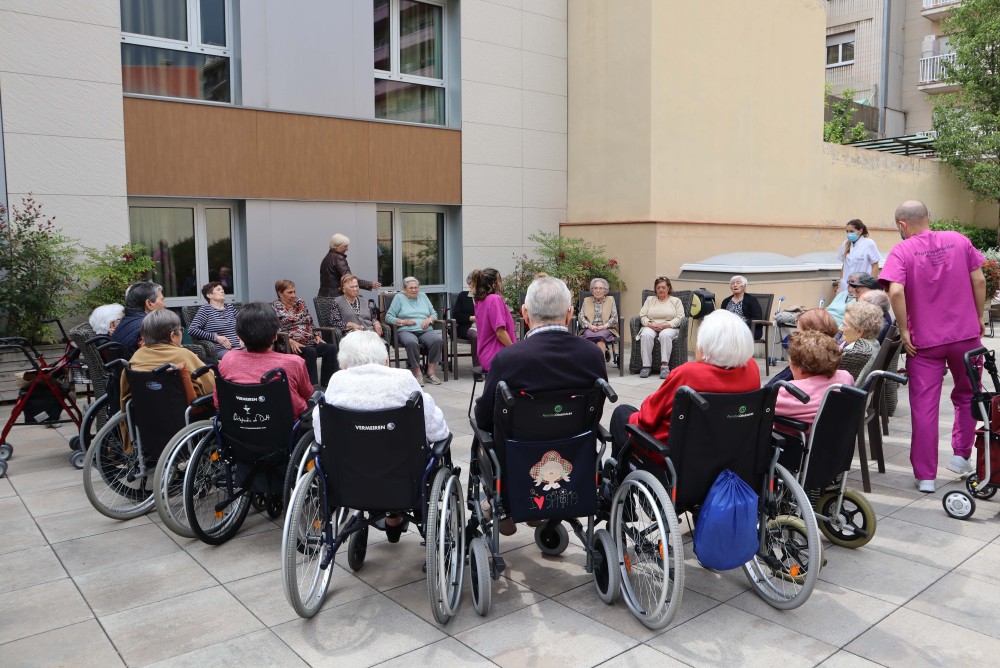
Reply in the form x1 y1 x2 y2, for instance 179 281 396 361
693 469 759 571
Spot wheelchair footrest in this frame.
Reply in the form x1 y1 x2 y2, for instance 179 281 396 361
491 555 506 579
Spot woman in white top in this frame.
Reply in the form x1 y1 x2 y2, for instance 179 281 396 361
637 276 685 379
838 219 880 294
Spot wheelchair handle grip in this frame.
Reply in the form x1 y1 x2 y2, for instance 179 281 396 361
104 358 128 372
677 385 710 411
775 379 809 403
84 335 110 346
261 367 286 383
497 381 515 407
153 363 178 373
191 364 215 379
596 378 618 403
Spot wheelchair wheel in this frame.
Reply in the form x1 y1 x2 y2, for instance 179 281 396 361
283 429 315 511
153 421 214 538
69 435 81 453
83 412 155 520
469 535 492 617
943 490 976 520
70 449 85 470
0 442 12 461
182 436 251 545
611 469 684 630
347 525 368 571
78 393 109 452
966 473 998 500
282 467 334 618
817 490 876 548
426 467 466 624
742 464 820 610
592 528 620 604
535 521 570 556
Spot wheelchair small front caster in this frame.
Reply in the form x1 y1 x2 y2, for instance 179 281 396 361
70 450 85 470
535 521 569 556
942 490 975 520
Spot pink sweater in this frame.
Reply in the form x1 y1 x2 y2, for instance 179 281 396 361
774 370 855 424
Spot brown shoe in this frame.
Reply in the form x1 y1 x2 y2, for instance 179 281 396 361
525 520 544 528
499 518 517 536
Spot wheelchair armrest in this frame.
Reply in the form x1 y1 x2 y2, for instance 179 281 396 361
774 415 809 433
469 416 494 448
431 433 453 458
625 424 668 456
596 424 612 444
190 394 215 409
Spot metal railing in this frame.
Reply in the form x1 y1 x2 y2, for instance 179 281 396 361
922 0 959 8
919 52 957 83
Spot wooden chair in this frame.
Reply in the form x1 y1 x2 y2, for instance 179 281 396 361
855 323 902 493
628 289 693 374
576 290 625 377
379 291 450 381
746 293 774 375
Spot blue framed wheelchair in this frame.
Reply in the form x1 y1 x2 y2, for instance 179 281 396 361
466 379 620 617
281 392 464 624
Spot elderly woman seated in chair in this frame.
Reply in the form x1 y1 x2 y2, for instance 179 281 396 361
774 331 854 425
578 277 618 362
637 276 685 379
385 276 444 385
611 309 761 452
330 274 384 339
839 300 884 386
314 330 449 541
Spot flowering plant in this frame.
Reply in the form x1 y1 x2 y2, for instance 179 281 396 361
981 250 1000 302
79 243 155 311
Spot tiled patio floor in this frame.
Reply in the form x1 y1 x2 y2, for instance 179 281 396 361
2 346 999 667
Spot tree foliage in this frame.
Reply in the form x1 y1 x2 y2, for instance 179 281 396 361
823 85 869 144
79 243 155 311
930 218 998 251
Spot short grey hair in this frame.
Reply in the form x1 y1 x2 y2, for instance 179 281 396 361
89 303 124 335
589 277 609 291
697 310 754 368
845 300 885 339
525 277 571 324
329 233 350 249
860 289 890 315
141 309 182 346
730 275 748 288
337 330 389 368
402 276 419 287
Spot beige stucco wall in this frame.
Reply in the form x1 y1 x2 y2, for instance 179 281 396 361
566 0 997 318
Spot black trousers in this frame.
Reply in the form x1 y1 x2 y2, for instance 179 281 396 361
299 342 338 385
610 404 640 450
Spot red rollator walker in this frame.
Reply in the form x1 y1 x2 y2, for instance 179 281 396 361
0 319 85 477
942 347 1000 520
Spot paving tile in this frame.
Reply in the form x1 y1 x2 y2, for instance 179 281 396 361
649 604 836 668
187 525 282 583
597 644 689 667
333 532 428 592
0 516 46 555
846 607 1000 666
906 572 1000 640
376 637 496 667
0 544 68 595
0 495 31 522
36 505 151 543
20 484 91 518
864 516 986 570
455 599 636 668
0 579 93 645
100 585 263 666
890 494 1000 543
160 508 277 547
272 593 446 668
52 523 179 577
817 541 947 605
0 476 15 498
955 542 1000 588
4 450 84 494
501 543 592 597
677 550 752 603
817 650 887 667
861 482 924 518
75 550 217 616
147 629 308 668
226 564 378 628
0 619 123 668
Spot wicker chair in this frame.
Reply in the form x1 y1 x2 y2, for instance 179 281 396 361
576 290 625 377
839 337 879 384
311 296 345 346
628 289 693 374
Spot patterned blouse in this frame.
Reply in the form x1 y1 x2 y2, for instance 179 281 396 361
271 298 317 346
726 298 747 324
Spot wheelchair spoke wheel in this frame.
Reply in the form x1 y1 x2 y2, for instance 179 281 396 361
592 528 620 604
83 412 155 520
283 429 315 511
817 490 876 548
742 464 820 609
78 394 110 453
153 421 214 538
469 535 492 617
426 467 466 624
282 467 334 618
611 469 684 630
182 436 250 545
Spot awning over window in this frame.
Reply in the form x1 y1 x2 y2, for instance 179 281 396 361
846 134 937 157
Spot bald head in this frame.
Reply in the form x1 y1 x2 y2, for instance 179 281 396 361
894 200 930 239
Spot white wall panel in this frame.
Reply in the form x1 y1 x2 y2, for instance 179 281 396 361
1 73 123 140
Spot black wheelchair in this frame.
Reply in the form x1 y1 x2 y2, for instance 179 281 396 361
467 379 620 617
83 362 214 520
281 393 464 624
180 368 317 545
73 338 129 470
604 383 821 629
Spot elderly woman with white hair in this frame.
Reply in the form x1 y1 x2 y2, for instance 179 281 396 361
313 330 449 541
89 303 125 335
720 275 763 338
385 276 444 385
610 309 761 449
578 277 619 361
318 232 381 298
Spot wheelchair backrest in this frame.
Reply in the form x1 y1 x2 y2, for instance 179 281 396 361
318 392 428 512
666 387 778 507
802 384 868 490
215 369 296 464
125 366 191 460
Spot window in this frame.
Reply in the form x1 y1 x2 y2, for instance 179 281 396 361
378 206 447 308
374 0 446 125
128 200 241 305
121 0 233 102
826 31 855 68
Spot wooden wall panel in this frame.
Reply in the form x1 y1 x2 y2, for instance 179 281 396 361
124 98 461 204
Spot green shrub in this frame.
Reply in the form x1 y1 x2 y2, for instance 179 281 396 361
930 219 997 251
79 243 156 311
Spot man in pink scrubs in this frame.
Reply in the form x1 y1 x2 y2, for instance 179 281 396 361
879 200 986 493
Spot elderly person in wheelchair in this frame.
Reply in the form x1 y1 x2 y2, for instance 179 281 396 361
122 309 215 404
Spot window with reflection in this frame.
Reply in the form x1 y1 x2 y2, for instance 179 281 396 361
121 0 232 102
379 207 447 296
374 0 446 125
377 210 394 287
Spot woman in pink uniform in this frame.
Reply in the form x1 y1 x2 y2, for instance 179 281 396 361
471 268 517 371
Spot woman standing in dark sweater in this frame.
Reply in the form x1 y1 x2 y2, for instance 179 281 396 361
452 273 479 366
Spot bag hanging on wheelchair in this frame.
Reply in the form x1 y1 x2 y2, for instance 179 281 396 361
693 469 759 571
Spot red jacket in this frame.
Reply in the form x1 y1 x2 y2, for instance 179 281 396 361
629 359 761 444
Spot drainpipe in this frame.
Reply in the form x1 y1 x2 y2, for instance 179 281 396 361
879 0 891 136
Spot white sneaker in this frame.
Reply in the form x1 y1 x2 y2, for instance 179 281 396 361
947 455 974 475
915 479 936 493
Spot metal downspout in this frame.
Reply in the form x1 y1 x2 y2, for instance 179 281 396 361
879 0 892 135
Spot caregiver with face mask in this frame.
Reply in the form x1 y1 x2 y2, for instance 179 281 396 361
837 219 881 294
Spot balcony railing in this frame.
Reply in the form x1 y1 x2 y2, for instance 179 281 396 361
922 0 959 8
919 52 957 84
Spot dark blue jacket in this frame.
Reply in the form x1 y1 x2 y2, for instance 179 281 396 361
110 308 145 357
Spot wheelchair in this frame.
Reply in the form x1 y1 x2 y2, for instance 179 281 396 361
774 370 907 548
282 393 463 624
467 379 620 617
73 339 128 470
180 368 316 545
83 362 214 520
604 383 821 629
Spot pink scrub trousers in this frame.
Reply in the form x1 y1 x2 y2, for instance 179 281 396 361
906 336 981 482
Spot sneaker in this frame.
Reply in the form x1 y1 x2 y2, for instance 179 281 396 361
639 367 651 378
947 455 974 475
915 479 936 493
426 374 442 385
413 371 425 386
659 365 670 380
